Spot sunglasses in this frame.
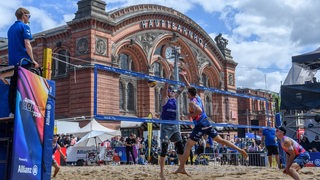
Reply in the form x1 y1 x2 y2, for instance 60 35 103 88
24 14 31 18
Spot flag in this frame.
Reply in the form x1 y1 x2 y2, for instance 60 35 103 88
147 113 153 161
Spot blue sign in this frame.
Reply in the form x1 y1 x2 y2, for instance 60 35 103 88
308 152 320 167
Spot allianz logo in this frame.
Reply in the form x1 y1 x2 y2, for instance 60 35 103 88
17 165 38 176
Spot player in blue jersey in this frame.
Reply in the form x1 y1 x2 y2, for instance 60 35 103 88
159 73 187 180
174 76 248 176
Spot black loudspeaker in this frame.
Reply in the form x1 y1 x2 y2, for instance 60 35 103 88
237 128 245 138
251 119 259 131
315 115 320 123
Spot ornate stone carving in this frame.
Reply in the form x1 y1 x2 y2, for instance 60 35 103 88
131 32 164 54
76 38 89 55
95 37 107 55
214 33 228 50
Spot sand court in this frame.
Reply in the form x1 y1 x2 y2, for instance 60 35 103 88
54 164 320 180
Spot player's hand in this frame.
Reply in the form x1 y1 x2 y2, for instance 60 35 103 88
33 61 40 68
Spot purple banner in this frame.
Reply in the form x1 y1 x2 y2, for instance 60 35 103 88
10 67 53 180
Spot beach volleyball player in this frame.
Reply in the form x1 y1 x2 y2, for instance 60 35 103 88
159 73 188 180
174 74 248 176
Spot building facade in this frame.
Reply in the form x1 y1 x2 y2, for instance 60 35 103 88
0 0 239 132
237 88 277 136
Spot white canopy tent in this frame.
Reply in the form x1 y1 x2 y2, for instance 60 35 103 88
69 119 121 138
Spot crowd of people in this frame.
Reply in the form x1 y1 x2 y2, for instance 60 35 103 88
299 135 320 152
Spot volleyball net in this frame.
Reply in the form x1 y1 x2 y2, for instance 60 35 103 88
93 63 271 130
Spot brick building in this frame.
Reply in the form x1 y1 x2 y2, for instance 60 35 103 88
0 0 240 135
237 88 278 137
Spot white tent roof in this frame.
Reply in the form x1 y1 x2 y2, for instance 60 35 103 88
70 119 121 137
74 130 115 147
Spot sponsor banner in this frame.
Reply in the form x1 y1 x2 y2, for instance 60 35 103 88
305 152 320 167
66 146 97 163
42 79 55 180
10 67 52 180
114 146 138 162
0 82 10 117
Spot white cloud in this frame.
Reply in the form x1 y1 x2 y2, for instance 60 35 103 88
0 1 22 37
2 0 320 93
27 7 59 32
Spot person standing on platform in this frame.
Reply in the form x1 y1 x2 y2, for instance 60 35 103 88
262 127 280 168
7 7 39 68
7 7 39 115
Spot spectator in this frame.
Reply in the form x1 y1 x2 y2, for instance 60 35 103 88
125 133 136 164
310 135 320 152
300 135 311 151
262 127 280 168
167 150 178 165
52 135 66 178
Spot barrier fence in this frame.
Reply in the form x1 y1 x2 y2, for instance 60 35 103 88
197 152 267 167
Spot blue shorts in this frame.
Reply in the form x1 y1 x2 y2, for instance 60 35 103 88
190 118 218 142
294 152 310 168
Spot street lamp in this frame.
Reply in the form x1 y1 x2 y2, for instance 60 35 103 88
172 46 181 121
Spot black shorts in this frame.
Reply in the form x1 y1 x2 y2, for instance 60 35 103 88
266 145 279 156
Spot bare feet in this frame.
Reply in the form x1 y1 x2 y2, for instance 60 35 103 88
240 149 248 159
173 168 191 177
160 172 165 180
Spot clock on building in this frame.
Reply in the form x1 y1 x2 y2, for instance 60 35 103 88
165 47 174 62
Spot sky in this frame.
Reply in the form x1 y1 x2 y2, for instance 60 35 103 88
1 0 320 93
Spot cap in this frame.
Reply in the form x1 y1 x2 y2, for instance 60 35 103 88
168 85 176 92
277 126 286 135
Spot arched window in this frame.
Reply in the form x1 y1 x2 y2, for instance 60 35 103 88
119 82 125 110
153 62 162 77
53 49 69 77
182 92 188 114
205 96 212 117
127 83 135 111
118 53 136 114
159 88 164 113
120 54 130 70
260 101 265 111
202 74 209 87
228 73 234 86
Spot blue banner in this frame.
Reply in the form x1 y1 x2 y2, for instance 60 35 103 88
42 80 55 180
0 82 10 118
10 67 54 180
114 146 138 163
306 152 320 167
275 113 282 127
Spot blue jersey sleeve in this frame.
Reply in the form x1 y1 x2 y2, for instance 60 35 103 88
23 24 32 40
